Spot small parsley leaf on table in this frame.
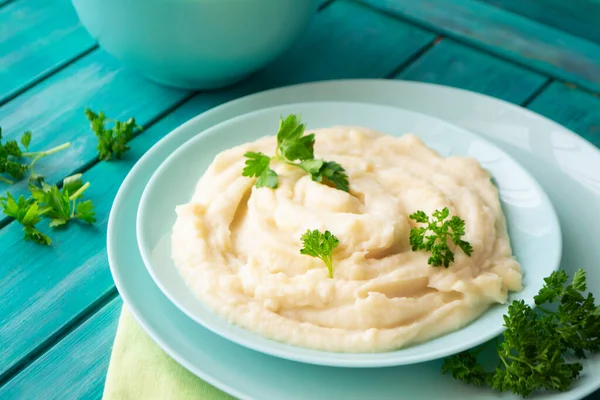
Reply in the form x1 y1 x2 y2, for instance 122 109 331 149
0 192 51 245
409 207 473 267
300 229 340 278
30 174 96 227
85 108 142 161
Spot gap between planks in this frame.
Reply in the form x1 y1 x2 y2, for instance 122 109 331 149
520 78 553 107
0 0 18 9
0 288 119 387
385 36 443 79
0 45 100 108
350 0 600 99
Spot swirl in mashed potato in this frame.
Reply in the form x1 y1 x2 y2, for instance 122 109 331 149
171 127 522 352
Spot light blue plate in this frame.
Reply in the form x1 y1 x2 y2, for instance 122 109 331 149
108 80 600 399
136 101 560 367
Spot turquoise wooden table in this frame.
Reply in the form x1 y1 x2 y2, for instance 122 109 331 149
1 0 600 398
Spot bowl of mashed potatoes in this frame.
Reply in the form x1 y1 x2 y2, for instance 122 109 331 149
137 101 561 367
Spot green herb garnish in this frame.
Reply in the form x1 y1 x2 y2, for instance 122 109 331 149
29 173 96 227
300 229 340 278
0 127 70 184
0 192 51 245
241 115 349 191
1 174 96 245
85 108 142 161
409 207 473 267
442 269 600 398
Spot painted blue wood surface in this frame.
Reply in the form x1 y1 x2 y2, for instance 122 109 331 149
479 0 600 45
527 82 600 148
0 0 96 104
0 297 121 399
396 38 548 104
0 0 436 382
357 0 600 93
0 49 192 224
1 0 600 398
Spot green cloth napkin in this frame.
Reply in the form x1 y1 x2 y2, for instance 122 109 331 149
103 306 235 400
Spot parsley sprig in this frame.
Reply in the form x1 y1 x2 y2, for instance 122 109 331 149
29 173 96 227
409 207 473 267
0 174 96 245
0 193 52 245
442 269 600 398
300 229 340 278
0 127 70 184
85 108 142 161
242 115 349 192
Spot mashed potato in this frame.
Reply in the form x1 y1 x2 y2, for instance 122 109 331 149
171 127 522 352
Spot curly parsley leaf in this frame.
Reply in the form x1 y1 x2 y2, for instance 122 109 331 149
0 127 70 184
0 192 51 245
409 207 473 267
242 115 349 192
442 269 600 398
85 108 142 161
440 351 489 386
300 229 340 278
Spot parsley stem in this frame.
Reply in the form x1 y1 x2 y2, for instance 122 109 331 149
324 256 334 278
0 176 14 185
71 198 77 218
22 142 71 158
69 182 90 200
272 155 296 168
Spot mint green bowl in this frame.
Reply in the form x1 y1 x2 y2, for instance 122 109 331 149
71 0 318 89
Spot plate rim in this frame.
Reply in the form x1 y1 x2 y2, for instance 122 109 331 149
108 79 600 400
135 99 562 367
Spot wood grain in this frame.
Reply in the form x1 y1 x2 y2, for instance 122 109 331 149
527 82 600 148
0 49 192 221
356 0 600 93
397 38 548 104
479 0 600 45
0 0 436 382
0 0 96 104
0 297 121 400
239 0 436 88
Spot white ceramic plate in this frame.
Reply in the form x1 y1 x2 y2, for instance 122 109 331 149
136 101 560 367
108 80 600 400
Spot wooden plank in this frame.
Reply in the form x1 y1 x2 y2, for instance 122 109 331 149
0 0 436 379
357 0 600 93
479 0 600 45
0 0 96 103
527 82 600 148
221 0 436 95
397 38 548 104
0 297 121 400
0 49 192 214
